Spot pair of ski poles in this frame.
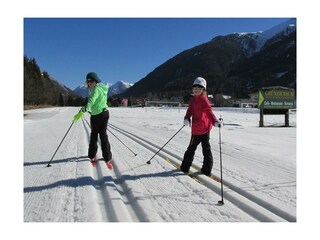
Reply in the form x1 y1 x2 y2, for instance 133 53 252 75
46 109 137 167
146 118 225 205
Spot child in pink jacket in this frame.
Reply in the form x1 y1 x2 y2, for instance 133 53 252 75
181 77 221 176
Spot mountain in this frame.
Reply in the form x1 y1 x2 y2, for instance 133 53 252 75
255 19 296 51
216 18 295 94
108 80 134 96
122 18 296 99
73 84 90 98
229 19 296 92
24 56 85 106
73 80 133 97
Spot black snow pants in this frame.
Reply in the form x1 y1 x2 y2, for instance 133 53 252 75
88 110 112 162
180 132 213 176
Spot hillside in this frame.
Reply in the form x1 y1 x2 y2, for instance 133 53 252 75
123 19 296 99
24 56 85 107
229 31 296 91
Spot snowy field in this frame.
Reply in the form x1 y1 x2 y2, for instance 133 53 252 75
22 106 302 237
24 107 296 220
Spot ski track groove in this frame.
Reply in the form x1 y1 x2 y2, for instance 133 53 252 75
108 122 294 222
108 123 234 221
107 124 253 222
110 156 153 222
81 116 113 221
82 116 135 221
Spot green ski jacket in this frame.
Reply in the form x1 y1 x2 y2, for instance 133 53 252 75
85 84 108 115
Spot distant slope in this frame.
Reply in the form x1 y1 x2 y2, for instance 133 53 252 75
123 19 296 99
24 56 84 106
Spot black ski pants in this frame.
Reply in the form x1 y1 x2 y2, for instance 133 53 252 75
181 132 213 176
88 110 112 162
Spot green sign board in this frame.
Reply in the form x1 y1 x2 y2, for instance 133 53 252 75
258 87 296 109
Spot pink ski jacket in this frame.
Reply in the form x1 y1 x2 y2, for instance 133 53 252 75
184 95 218 135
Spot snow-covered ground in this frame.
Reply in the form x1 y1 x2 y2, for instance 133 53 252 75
22 106 303 237
24 107 296 220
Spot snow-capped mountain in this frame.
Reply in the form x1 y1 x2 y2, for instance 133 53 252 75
124 18 296 98
256 18 296 50
73 80 133 98
73 84 90 98
235 18 296 53
108 80 134 96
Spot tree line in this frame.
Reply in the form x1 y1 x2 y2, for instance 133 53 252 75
24 56 85 107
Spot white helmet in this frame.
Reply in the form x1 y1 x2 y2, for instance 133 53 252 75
193 77 207 90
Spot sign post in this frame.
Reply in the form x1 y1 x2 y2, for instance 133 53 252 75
258 87 296 127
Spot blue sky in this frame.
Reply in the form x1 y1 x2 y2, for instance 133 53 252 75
24 18 290 90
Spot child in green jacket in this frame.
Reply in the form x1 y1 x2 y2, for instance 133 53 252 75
74 72 113 169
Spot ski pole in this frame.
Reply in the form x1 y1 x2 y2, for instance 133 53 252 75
146 125 184 164
217 117 224 205
107 128 138 156
46 108 82 167
46 121 74 167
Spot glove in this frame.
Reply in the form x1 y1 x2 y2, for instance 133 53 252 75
183 119 191 127
73 111 84 123
214 119 223 128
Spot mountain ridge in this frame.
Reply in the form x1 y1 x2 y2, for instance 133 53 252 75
122 18 296 99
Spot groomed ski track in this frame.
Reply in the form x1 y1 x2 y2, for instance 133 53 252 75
81 114 292 222
108 123 295 222
23 107 296 222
